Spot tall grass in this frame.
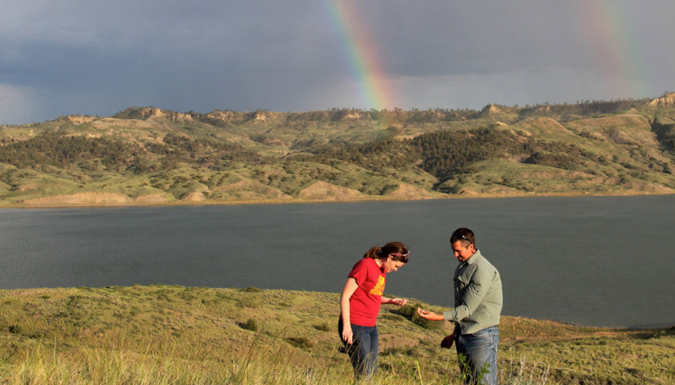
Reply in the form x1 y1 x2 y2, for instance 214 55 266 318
1 286 673 384
0 333 557 385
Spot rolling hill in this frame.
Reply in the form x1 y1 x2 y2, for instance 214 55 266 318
1 93 675 207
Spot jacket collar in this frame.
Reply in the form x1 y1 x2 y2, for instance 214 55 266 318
465 249 482 265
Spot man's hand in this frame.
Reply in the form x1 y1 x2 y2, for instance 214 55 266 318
417 307 444 321
440 334 455 349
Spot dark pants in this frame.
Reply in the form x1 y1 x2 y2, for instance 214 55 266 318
338 319 379 380
456 326 499 385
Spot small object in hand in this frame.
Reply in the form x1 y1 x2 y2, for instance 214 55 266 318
338 339 360 354
440 334 455 349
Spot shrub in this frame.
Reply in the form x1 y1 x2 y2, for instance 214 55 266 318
399 304 416 317
286 337 313 349
239 287 263 293
240 318 258 332
313 323 330 332
399 303 442 330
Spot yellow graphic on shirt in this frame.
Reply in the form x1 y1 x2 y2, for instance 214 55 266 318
369 276 385 296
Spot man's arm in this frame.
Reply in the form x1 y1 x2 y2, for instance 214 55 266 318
417 307 444 321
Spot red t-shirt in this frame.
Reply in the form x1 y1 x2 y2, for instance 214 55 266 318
347 258 386 327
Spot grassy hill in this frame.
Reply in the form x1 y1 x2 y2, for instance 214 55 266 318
0 286 673 384
1 94 675 206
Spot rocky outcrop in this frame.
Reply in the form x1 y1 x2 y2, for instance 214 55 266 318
112 107 193 123
647 93 675 109
204 110 243 123
181 192 207 202
479 104 505 117
54 115 97 124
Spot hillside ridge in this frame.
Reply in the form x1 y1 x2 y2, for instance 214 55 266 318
1 93 674 207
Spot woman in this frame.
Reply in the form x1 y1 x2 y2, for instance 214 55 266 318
339 241 409 380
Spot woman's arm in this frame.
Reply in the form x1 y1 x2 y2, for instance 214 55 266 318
340 277 359 344
381 297 408 306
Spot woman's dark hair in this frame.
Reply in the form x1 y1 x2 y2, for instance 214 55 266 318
450 227 475 247
363 241 409 263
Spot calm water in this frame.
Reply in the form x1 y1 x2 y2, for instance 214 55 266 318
1 195 674 328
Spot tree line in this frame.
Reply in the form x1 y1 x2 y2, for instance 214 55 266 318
0 126 667 183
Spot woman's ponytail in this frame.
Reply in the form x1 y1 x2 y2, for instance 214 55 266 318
363 246 382 259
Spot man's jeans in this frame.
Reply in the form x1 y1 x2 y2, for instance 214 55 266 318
456 326 499 385
338 319 379 380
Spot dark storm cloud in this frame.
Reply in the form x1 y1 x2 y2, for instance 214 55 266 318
1 0 674 123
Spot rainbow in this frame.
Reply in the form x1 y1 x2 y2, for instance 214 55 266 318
323 0 399 110
576 0 649 98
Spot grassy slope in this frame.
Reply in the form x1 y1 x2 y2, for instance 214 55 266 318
0 286 673 384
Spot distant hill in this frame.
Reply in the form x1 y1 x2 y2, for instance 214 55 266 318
1 93 675 207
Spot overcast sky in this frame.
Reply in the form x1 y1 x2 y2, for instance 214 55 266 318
1 0 674 124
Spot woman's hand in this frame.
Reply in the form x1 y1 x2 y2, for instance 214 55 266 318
417 307 444 321
390 298 408 306
382 297 408 306
342 324 354 345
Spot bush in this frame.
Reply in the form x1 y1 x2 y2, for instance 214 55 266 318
286 337 314 349
240 318 258 332
411 310 438 329
399 304 416 317
399 303 442 329
313 323 330 332
239 287 263 293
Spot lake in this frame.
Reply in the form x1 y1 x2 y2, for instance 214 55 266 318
1 195 673 328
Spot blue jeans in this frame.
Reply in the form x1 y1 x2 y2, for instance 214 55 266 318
338 319 379 380
455 326 499 385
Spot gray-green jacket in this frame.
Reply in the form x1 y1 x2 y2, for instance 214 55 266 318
442 249 503 335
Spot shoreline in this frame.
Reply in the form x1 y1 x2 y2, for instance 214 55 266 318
2 189 674 209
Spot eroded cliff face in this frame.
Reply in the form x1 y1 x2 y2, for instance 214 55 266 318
112 107 194 123
648 93 675 109
77 93 675 131
54 115 98 124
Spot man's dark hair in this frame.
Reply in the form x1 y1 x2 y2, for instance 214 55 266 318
450 227 475 247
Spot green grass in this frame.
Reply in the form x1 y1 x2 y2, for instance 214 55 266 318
0 286 673 384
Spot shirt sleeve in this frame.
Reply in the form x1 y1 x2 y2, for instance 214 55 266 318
443 266 491 322
348 260 368 286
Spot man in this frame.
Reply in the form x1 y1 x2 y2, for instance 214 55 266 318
417 227 503 385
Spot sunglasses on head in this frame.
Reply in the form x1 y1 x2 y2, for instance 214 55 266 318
390 252 409 263
453 231 472 244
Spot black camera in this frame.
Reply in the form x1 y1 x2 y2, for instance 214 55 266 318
338 339 360 354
